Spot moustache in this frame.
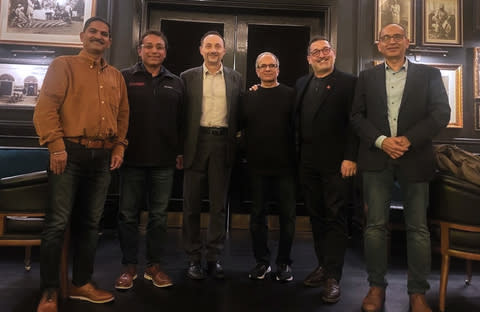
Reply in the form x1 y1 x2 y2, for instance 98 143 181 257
90 38 105 44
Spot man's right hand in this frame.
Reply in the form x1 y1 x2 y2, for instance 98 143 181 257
249 84 260 91
50 150 67 175
381 137 409 159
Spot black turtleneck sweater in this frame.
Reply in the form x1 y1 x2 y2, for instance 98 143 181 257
241 84 296 175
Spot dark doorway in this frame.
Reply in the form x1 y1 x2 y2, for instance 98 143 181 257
161 20 224 76
246 24 310 88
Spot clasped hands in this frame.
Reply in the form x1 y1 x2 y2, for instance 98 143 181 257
381 136 411 159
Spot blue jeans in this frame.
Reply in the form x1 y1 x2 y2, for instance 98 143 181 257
40 142 111 289
363 165 431 294
249 173 296 266
118 166 174 265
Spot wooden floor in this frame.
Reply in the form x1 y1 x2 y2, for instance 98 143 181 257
1 228 479 312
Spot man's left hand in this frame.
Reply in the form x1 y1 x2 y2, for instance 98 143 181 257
110 154 123 170
340 160 357 178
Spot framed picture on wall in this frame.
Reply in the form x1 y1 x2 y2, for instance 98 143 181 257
476 102 480 131
375 0 415 44
474 47 480 99
423 0 463 46
428 64 463 128
0 63 48 107
0 0 96 47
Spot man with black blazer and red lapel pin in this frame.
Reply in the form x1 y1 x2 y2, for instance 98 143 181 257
180 31 243 280
296 36 358 304
351 23 450 312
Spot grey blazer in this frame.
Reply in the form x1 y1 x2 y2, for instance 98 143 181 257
180 65 243 168
351 61 451 182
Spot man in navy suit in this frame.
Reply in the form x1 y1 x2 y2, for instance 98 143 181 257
296 36 358 303
180 31 243 280
351 23 450 312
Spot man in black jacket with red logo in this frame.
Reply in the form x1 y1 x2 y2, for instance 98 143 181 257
115 30 184 291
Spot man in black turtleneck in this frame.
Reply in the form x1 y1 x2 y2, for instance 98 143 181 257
241 52 297 283
295 36 358 304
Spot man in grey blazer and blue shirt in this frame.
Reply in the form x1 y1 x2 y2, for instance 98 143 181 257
351 23 450 312
180 31 243 280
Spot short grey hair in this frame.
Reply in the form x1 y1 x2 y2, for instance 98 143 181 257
255 52 280 68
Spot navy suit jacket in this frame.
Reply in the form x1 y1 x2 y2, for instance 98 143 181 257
295 68 358 173
351 61 451 182
180 65 243 169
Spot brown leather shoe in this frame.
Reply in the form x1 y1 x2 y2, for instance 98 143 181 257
144 264 173 288
37 289 58 312
409 293 432 312
321 278 341 303
303 266 325 287
114 265 137 290
361 286 385 312
69 282 114 303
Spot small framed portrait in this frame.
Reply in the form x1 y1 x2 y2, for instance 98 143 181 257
375 0 416 44
0 63 48 107
0 0 96 47
423 0 463 46
429 64 463 128
474 47 480 99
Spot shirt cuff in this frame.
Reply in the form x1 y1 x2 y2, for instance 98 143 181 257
375 135 387 149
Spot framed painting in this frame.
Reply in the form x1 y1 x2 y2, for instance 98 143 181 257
0 0 96 47
0 63 48 107
429 64 463 128
475 0 480 31
476 101 480 131
474 47 480 99
423 0 463 46
375 0 415 44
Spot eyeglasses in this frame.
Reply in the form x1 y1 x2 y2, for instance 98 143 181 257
309 47 332 57
141 44 166 50
379 34 405 42
257 64 278 70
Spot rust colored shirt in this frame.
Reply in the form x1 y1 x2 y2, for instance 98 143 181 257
33 50 129 158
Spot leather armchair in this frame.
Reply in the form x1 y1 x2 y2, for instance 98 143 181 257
429 172 480 312
0 171 48 270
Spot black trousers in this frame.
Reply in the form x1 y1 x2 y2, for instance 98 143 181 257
182 132 231 262
300 163 350 281
249 173 296 266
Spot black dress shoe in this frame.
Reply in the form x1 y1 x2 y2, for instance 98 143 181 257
207 261 225 279
187 261 206 280
321 278 341 303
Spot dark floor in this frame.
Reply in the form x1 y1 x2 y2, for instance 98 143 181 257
1 228 479 312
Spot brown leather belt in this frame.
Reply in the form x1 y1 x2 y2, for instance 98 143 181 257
66 137 115 149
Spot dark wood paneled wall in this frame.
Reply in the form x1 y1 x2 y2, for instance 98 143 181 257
1 0 478 152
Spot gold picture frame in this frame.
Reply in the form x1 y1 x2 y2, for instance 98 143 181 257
476 102 480 131
430 64 463 128
0 0 96 47
423 0 463 46
474 47 480 99
375 0 415 44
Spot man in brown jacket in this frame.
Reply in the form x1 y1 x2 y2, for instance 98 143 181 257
33 16 129 312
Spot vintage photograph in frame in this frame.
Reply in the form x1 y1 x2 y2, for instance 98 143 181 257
0 63 48 106
429 64 463 128
0 0 96 47
474 47 480 99
375 0 415 44
423 0 463 46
